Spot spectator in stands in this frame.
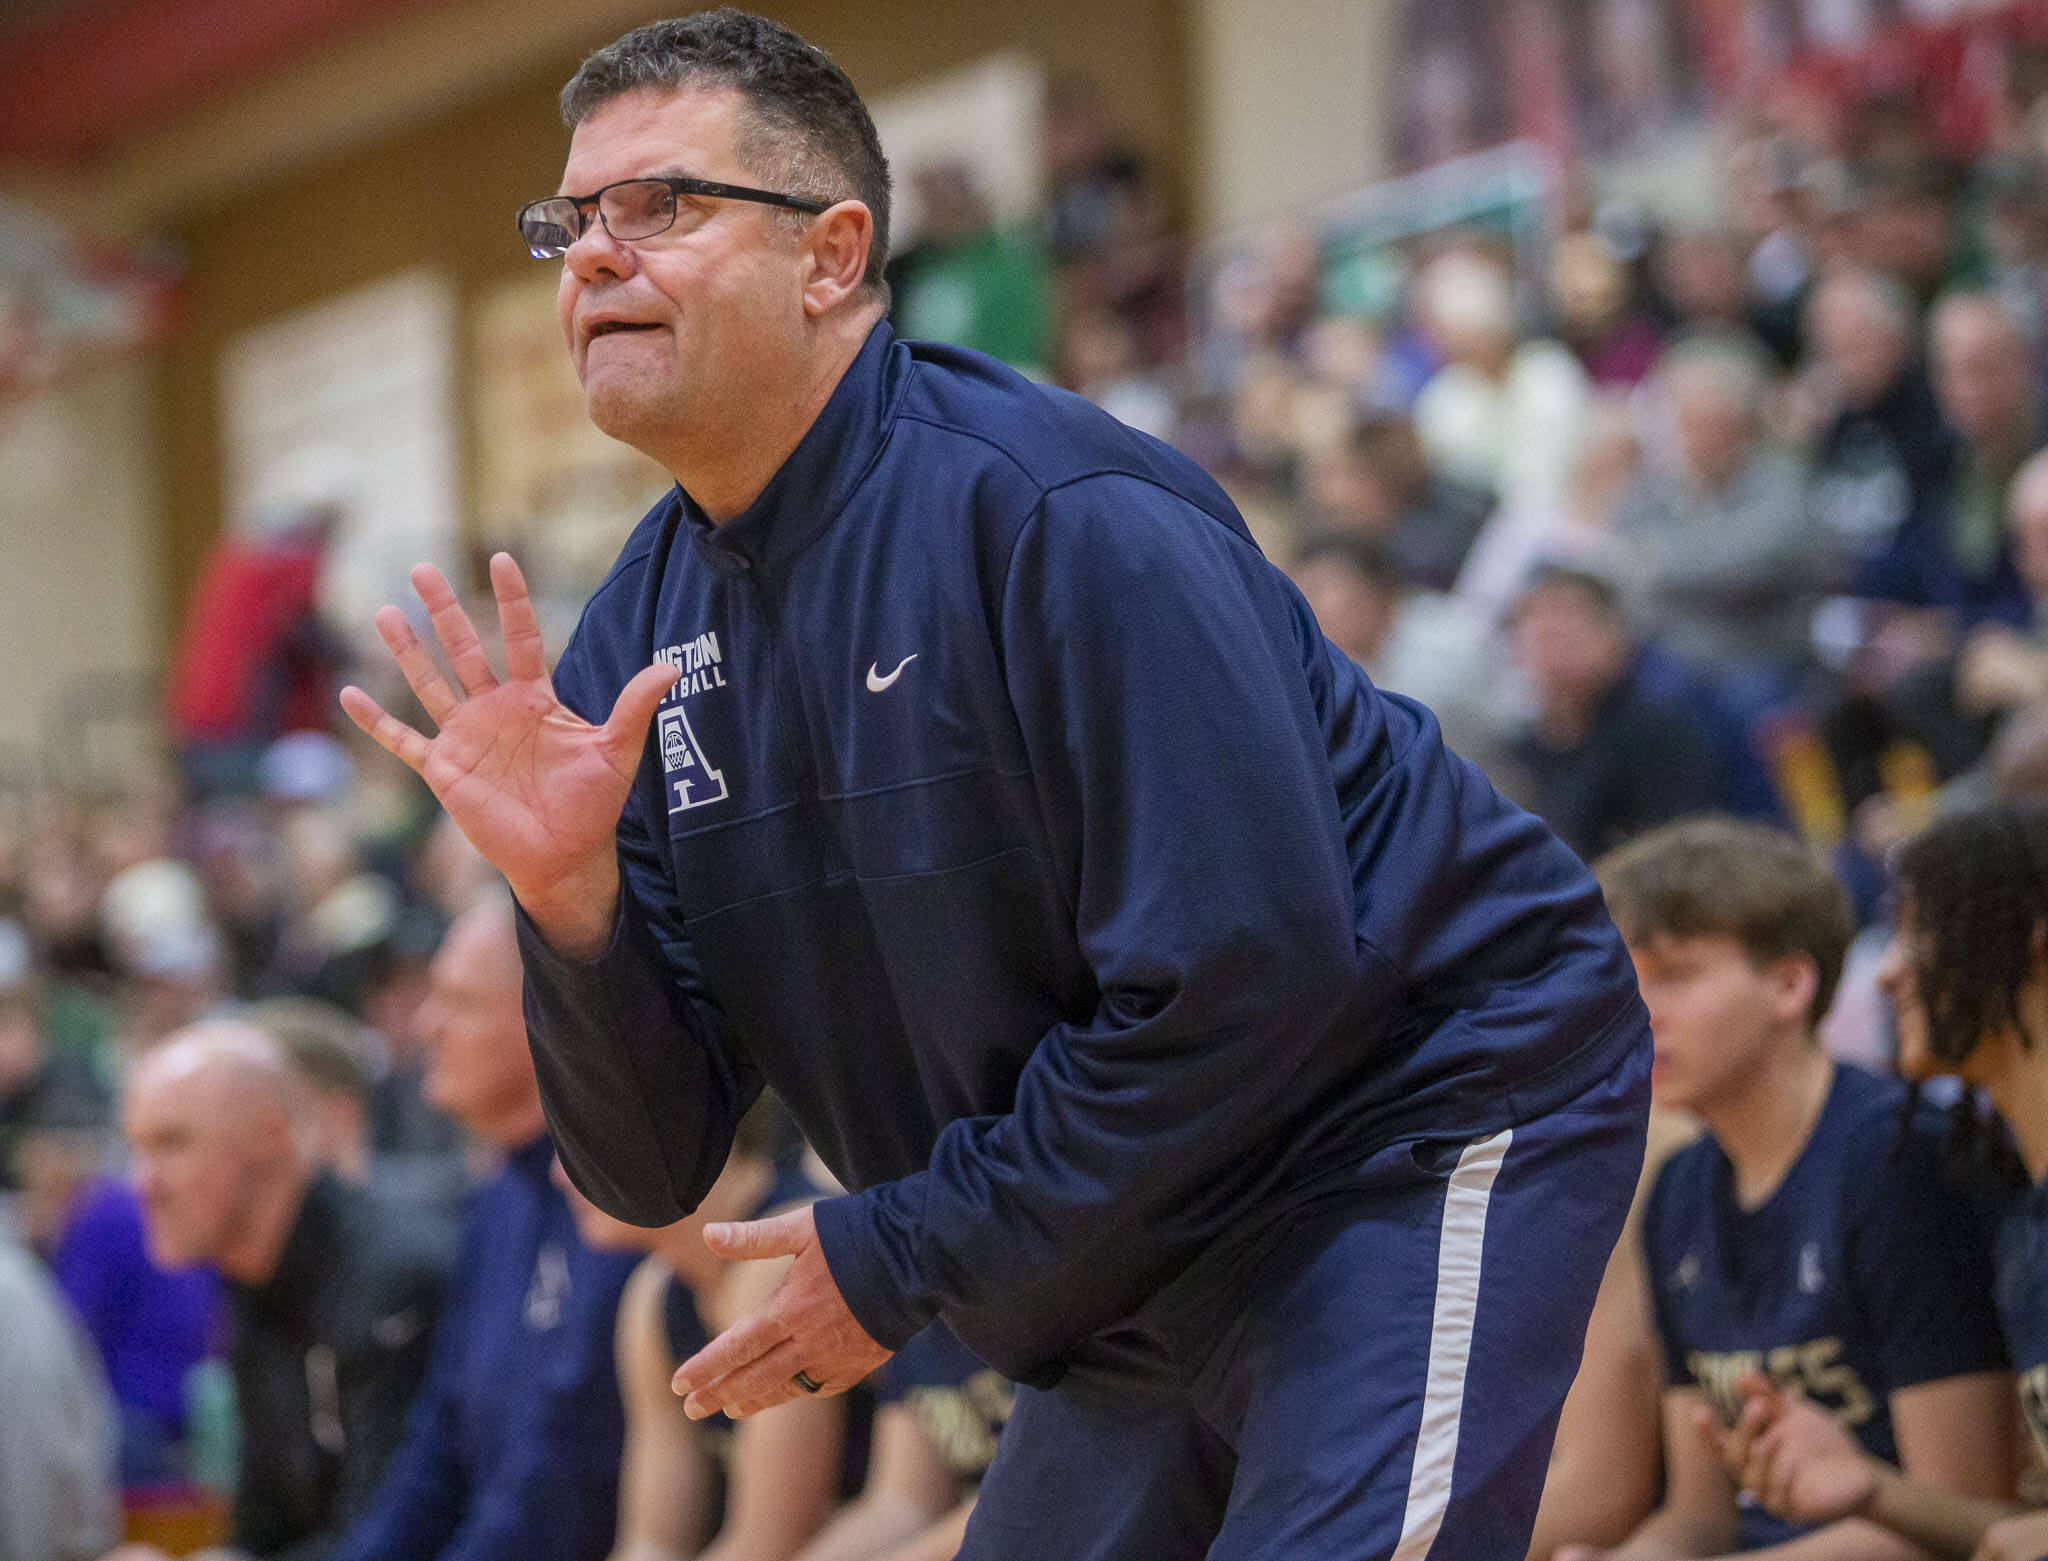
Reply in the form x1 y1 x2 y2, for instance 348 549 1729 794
1651 228 1756 340
1289 531 1508 769
1854 449 2048 792
1614 333 1822 700
1563 818 2014 1560
1506 563 1726 861
1455 395 1642 622
555 1097 863 1561
1854 153 1968 309
0 1216 116 1561
116 1021 451 1561
0 920 106 1190
1300 412 1495 593
44 1110 217 1490
1698 801 2048 1560
887 162 1050 377
1413 248 1591 512
1803 268 1953 591
794 1321 1012 1561
1924 291 2042 626
1551 230 1663 390
162 474 345 800
325 895 635 1561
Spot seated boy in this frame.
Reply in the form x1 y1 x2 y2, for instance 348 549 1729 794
1559 817 2013 1559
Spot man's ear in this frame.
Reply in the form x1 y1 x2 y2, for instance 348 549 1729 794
801 200 874 317
1769 950 1821 1027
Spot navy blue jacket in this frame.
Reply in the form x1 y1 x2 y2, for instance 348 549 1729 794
327 1138 635 1561
520 323 1646 1384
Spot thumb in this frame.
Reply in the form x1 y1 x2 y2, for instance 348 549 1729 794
604 662 683 756
704 1207 812 1261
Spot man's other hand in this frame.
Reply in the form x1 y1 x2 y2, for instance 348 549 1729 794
671 1204 893 1419
340 553 678 957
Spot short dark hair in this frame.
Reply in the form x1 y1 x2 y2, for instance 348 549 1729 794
562 10 892 290
1892 801 2048 1064
1511 561 1624 623
1597 817 1853 1028
1293 531 1403 594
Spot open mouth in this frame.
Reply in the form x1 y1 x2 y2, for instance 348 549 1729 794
588 320 661 339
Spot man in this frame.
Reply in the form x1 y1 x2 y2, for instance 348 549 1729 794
1288 530 1509 771
1300 413 1496 593
325 898 636 1561
1803 268 1951 590
120 1022 450 1561
1613 334 1821 690
1564 819 2013 1559
342 13 1650 1557
1506 563 1728 861
1926 292 2043 626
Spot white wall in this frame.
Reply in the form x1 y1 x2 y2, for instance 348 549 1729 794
0 361 161 756
1191 0 1399 233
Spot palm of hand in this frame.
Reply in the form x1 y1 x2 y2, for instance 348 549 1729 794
341 555 678 904
421 679 634 886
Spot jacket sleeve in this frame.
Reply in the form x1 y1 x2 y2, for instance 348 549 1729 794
811 474 1375 1380
519 622 763 1228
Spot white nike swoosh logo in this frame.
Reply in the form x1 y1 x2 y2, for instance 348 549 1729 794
866 655 917 692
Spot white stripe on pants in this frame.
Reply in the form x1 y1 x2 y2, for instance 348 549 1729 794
1390 1128 1514 1561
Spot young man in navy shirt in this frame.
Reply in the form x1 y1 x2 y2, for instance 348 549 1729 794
1564 819 2012 1561
1700 802 2048 1560
342 12 1650 1556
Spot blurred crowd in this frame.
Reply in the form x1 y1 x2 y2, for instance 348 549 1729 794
31 34 2048 1561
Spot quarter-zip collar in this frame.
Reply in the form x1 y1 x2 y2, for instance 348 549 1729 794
687 319 908 577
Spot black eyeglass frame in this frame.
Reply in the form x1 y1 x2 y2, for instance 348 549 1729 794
517 175 836 258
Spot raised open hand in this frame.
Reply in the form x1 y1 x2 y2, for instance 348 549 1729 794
340 553 677 953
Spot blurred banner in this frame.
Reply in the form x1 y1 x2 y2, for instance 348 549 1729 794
470 269 669 612
0 195 176 417
219 268 461 630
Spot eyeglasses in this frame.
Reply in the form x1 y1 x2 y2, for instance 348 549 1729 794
517 175 834 259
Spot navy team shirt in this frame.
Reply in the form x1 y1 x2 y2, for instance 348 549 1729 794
875 1321 1016 1487
328 1137 636 1561
520 320 1648 1386
1644 1064 2008 1550
1996 1178 2048 1469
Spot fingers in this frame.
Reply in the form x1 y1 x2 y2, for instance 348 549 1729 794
674 1312 784 1403
1734 1369 1785 1416
340 686 431 775
490 553 550 684
374 606 460 725
412 563 500 697
604 662 683 760
690 1336 815 1420
703 1209 812 1262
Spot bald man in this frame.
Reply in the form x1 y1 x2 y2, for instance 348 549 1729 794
122 1022 451 1561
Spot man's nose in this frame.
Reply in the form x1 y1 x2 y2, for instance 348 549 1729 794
564 212 636 285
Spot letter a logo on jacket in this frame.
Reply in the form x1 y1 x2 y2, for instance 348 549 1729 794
658 705 728 813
